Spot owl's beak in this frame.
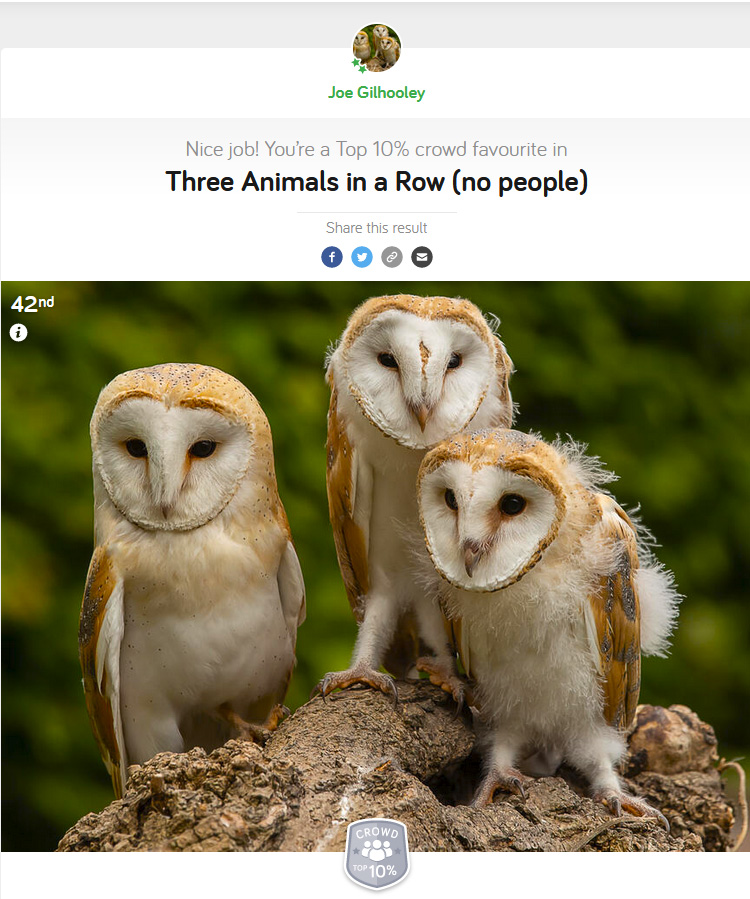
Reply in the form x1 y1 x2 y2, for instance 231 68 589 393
413 403 431 432
463 540 484 578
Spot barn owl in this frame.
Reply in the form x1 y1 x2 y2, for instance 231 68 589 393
371 24 390 58
378 37 400 68
314 295 514 704
79 363 305 797
417 429 679 824
353 31 371 63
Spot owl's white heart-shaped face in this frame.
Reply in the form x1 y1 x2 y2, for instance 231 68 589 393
373 25 389 40
344 310 495 450
94 397 253 531
354 32 369 47
419 458 564 592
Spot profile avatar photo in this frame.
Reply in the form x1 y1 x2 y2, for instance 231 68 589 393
353 24 401 72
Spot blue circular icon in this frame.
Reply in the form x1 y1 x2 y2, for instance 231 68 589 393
351 246 373 268
322 246 343 268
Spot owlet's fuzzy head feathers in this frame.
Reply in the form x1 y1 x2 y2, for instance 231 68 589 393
418 430 574 591
419 428 681 652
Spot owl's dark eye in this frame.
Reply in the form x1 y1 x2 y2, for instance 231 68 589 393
447 352 462 370
189 440 217 458
125 439 148 458
444 488 458 511
500 494 526 516
378 352 399 369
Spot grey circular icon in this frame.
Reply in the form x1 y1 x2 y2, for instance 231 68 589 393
411 246 433 268
381 246 403 268
9 323 28 342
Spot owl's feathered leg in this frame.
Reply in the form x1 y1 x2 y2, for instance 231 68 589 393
311 593 399 706
567 724 670 831
412 598 466 709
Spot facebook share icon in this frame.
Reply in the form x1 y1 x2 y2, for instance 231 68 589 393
322 246 343 268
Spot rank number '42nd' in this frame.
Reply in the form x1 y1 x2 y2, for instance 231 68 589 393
11 295 54 312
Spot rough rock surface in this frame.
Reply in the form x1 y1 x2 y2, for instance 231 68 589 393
58 684 737 852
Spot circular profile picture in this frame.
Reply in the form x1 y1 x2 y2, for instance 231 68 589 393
352 24 401 73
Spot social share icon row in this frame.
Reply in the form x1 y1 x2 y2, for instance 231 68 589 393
322 246 432 269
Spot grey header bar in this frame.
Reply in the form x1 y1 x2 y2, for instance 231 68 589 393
1 3 748 49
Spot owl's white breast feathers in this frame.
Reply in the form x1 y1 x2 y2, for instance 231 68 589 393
449 553 607 734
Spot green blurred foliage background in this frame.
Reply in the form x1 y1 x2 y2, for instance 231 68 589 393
2 280 749 850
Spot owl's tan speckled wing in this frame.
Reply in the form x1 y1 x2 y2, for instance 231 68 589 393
586 495 642 732
326 387 370 621
79 546 127 798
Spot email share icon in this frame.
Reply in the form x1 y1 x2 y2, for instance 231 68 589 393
411 246 433 267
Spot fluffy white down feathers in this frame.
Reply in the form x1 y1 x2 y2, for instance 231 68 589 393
417 429 680 818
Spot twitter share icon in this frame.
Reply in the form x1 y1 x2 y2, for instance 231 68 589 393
351 246 373 268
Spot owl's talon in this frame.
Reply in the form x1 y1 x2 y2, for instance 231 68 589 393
310 674 336 700
216 704 272 745
387 675 399 708
264 703 290 732
311 667 399 707
472 767 529 807
593 789 669 832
